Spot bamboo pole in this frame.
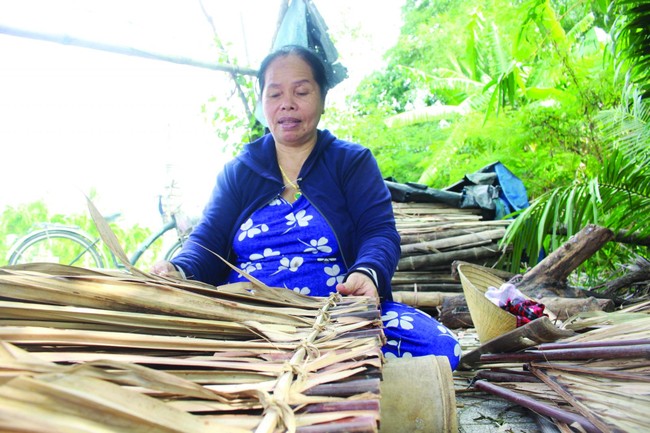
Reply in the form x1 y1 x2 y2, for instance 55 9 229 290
400 228 506 256
392 291 455 308
391 283 462 292
536 338 650 351
397 243 503 270
0 24 258 76
399 222 510 245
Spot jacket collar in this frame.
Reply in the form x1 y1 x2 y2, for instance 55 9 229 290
237 129 336 180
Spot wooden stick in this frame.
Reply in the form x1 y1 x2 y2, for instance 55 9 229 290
391 283 463 292
474 369 542 383
473 380 601 433
536 338 650 351
399 223 509 246
479 344 650 363
459 317 575 370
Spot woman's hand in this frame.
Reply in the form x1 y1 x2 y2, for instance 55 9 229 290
336 272 379 299
150 260 182 279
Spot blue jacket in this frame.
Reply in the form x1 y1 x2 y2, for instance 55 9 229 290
171 129 400 300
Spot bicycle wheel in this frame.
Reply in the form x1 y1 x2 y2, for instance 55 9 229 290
8 229 105 268
163 239 184 261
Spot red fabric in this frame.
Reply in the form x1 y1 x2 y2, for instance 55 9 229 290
503 299 547 327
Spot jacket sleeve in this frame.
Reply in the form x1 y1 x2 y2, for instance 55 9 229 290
341 147 401 300
170 162 241 286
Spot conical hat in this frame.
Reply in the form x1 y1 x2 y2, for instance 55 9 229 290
458 263 517 343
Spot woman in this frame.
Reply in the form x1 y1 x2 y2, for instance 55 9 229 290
152 45 461 369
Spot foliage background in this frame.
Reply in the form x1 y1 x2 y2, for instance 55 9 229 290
337 0 618 196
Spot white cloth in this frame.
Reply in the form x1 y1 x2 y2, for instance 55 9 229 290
485 283 527 307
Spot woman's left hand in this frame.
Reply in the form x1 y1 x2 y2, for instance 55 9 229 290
336 272 379 299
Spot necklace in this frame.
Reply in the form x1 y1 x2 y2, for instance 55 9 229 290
279 164 302 200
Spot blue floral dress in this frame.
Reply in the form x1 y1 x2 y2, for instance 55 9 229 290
227 195 461 370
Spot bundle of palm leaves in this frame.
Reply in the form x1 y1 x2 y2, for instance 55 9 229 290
0 262 384 433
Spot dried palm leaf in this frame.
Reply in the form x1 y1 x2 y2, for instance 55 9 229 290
0 205 385 432
0 374 248 433
532 365 650 433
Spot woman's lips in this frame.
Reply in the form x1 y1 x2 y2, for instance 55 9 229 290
278 117 301 129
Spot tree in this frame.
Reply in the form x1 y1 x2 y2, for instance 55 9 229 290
347 0 617 195
501 0 650 282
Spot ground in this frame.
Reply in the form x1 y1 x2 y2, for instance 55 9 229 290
456 387 549 433
453 328 556 433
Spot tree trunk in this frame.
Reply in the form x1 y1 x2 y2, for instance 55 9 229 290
539 297 615 321
517 224 614 298
439 295 473 329
436 294 614 329
602 259 650 296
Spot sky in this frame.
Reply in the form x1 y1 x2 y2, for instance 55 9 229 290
0 0 404 230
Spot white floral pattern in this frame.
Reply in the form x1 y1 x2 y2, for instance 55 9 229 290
324 264 345 286
284 209 313 233
385 339 412 358
250 248 280 261
238 261 261 276
301 237 332 254
228 196 343 296
382 311 415 330
381 301 462 370
275 256 304 273
238 218 269 242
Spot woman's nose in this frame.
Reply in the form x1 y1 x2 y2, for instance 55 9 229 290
280 96 296 110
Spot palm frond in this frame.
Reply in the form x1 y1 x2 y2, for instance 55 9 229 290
500 178 602 272
503 78 650 273
610 0 650 94
597 90 650 162
598 150 650 237
566 12 595 46
502 146 650 273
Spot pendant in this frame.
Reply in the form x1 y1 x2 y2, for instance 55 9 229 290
294 192 302 200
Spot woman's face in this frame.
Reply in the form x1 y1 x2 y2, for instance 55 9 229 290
262 54 324 148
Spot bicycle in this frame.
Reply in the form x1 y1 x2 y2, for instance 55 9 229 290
7 192 195 270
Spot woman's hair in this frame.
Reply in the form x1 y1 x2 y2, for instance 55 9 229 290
257 45 330 102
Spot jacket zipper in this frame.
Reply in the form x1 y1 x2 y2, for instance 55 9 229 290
298 182 350 272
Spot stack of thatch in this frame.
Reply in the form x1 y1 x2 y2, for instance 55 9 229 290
468 306 650 432
0 263 384 433
391 201 511 296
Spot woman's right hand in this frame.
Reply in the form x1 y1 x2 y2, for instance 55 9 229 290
150 260 182 279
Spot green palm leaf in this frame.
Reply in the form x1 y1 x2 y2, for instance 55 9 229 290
610 0 650 95
501 111 649 273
